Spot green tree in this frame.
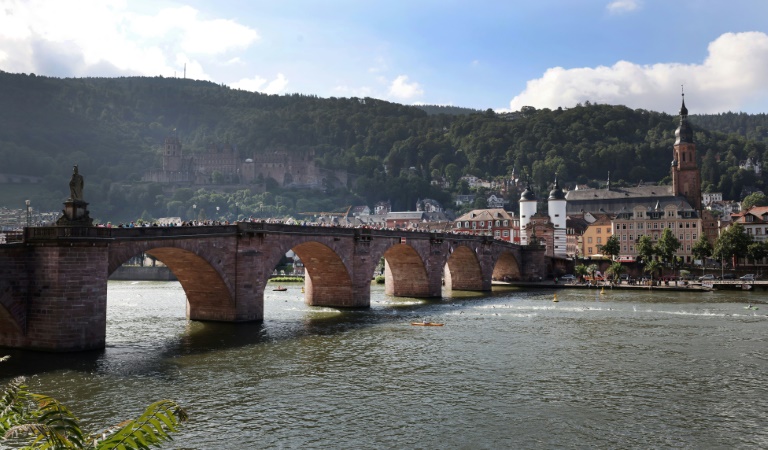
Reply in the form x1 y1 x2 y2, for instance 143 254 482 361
574 264 589 282
692 235 713 276
600 235 621 260
713 223 752 268
643 259 662 282
605 261 625 283
655 228 681 265
741 192 768 210
636 235 656 263
747 241 768 265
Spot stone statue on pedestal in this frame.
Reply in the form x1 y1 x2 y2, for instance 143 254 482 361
69 165 84 202
57 164 93 227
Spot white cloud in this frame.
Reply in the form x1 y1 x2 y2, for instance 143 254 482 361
0 0 259 78
606 0 641 14
508 32 768 114
388 75 424 100
231 73 289 94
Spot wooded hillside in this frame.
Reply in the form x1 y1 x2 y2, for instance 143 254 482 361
1 71 766 222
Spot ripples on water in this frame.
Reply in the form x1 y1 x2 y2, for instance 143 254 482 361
2 282 768 449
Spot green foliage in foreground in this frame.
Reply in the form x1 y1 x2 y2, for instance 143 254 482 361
1 357 187 449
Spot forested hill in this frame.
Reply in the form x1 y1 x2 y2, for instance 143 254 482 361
0 70 766 221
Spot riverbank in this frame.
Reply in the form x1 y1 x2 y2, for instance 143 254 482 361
497 280 711 292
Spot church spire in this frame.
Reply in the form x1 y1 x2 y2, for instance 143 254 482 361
675 87 693 144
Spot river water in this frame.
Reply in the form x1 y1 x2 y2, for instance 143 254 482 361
2 282 768 449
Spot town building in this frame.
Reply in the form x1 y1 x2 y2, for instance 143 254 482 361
732 206 768 242
452 209 518 242
702 192 723 205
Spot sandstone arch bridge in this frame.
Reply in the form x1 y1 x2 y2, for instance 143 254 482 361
0 223 546 351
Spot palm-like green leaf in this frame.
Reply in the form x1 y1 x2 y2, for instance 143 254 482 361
5 394 85 449
93 400 188 450
1 376 29 435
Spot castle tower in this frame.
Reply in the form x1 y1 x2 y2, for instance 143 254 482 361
548 175 567 258
519 180 537 246
162 132 183 172
671 93 702 210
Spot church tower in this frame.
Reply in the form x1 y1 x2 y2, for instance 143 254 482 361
671 93 702 210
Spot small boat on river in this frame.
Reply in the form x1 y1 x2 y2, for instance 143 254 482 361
411 322 444 327
273 286 287 292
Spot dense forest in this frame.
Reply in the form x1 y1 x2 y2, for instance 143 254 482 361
1 70 767 223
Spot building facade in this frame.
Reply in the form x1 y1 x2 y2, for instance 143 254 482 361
453 209 518 242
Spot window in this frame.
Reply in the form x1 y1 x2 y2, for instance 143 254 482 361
480 221 484 227
495 220 500 227
606 228 611 233
588 247 593 254
464 221 469 228
638 223 643 230
629 224 634 230
622 235 627 241
629 234 634 241
597 237 602 244
597 228 601 234
623 245 627 251
616 224 621 230
588 237 593 243
503 230 509 237
654 223 658 229
679 234 683 240
494 231 500 237
503 220 509 226
692 233 697 240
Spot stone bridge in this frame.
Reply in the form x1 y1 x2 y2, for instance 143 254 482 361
0 223 546 351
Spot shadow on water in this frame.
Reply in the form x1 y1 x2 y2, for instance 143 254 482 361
0 348 106 378
0 289 495 379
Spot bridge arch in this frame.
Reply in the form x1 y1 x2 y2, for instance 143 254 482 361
492 251 523 282
382 243 430 297
445 244 484 291
290 241 353 307
108 242 237 321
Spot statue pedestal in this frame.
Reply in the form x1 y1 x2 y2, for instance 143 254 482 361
57 200 93 227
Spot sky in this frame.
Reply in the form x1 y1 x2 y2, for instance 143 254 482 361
1 0 768 114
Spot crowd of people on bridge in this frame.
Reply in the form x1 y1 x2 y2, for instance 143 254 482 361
94 216 501 238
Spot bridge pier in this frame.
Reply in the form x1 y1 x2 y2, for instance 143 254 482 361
0 244 110 352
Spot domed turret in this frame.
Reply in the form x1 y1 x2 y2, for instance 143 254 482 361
520 183 536 202
548 175 565 200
